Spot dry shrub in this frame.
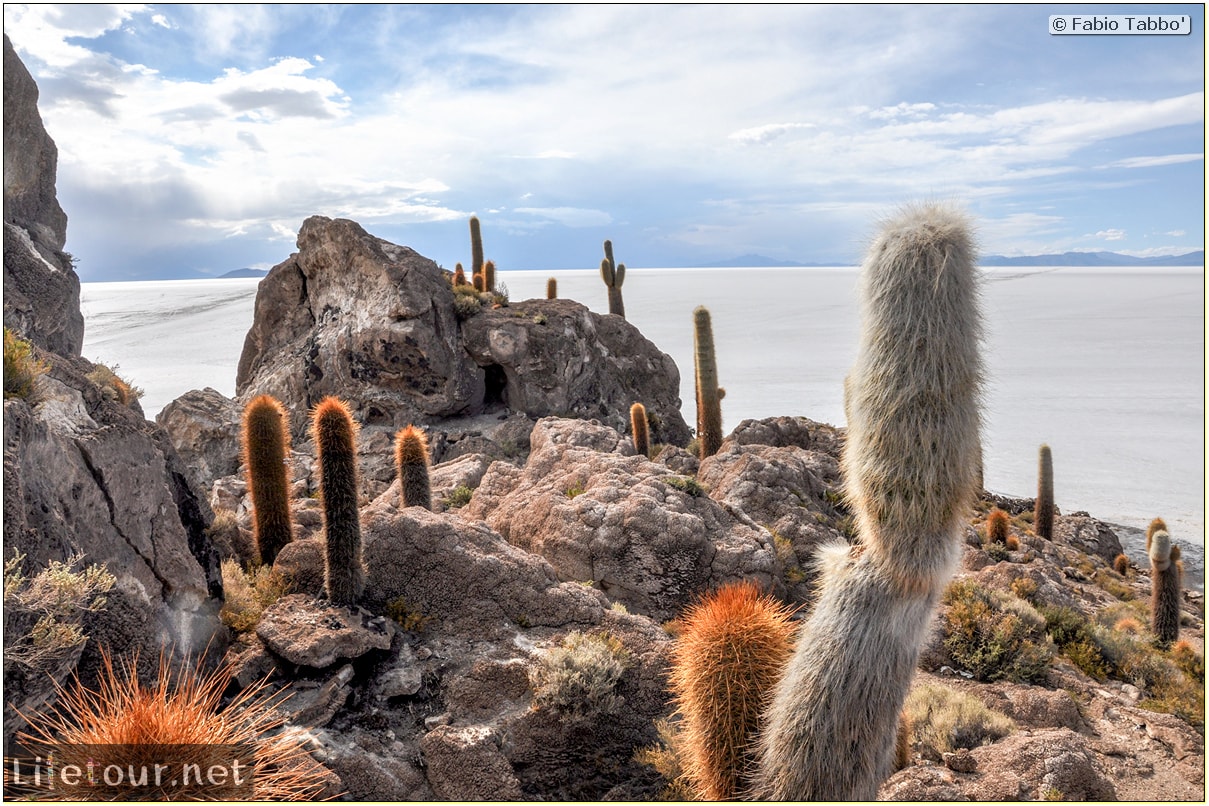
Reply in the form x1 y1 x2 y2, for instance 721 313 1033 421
942 579 1053 683
3 328 48 400
903 682 1015 756
85 363 143 405
1005 535 1021 552
3 553 114 672
1113 617 1143 634
10 647 333 800
1170 640 1204 682
531 630 630 722
219 559 288 634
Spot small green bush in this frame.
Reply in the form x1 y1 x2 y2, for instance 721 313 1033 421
3 328 47 399
443 485 474 509
531 630 631 722
942 579 1053 683
565 483 587 499
452 291 484 320
985 542 1010 562
3 552 114 671
904 682 1016 755
665 476 706 497
219 559 288 633
385 596 432 633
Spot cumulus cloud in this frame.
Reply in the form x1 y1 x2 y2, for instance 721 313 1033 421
1094 229 1127 241
728 123 815 144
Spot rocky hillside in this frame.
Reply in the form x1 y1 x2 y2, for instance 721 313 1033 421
3 36 1203 802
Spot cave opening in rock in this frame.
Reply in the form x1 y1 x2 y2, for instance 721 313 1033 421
483 363 508 410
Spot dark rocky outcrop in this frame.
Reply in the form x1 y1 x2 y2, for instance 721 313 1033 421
2 35 82 357
234 215 690 446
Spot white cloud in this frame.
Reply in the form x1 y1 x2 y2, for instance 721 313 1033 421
728 123 815 144
1166 230 1187 237
1094 229 1127 241
150 13 171 29
866 102 937 120
513 207 613 227
1107 153 1205 169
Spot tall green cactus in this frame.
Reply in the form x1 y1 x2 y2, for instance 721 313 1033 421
241 394 294 566
312 396 364 607
600 240 626 318
1149 525 1181 645
630 402 650 459
395 425 432 511
470 215 484 281
754 203 983 800
483 259 496 294
546 277 558 299
669 581 796 800
693 306 723 459
1035 444 1054 539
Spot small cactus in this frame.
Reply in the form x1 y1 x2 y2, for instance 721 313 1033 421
546 277 558 299
473 273 485 293
470 215 484 280
1035 444 1054 539
312 396 364 607
453 263 467 286
1113 553 1130 576
600 240 626 318
483 259 496 294
1149 526 1181 645
987 508 1010 545
669 581 797 800
241 394 293 566
630 402 650 459
395 425 432 511
693 306 723 459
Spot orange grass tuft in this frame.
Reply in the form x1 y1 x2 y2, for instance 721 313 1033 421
9 647 333 801
668 581 797 800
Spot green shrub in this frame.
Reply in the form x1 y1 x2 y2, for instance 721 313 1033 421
3 328 48 399
385 596 432 633
3 552 114 671
218 559 289 633
903 682 1015 755
452 290 485 320
531 630 631 722
665 475 707 497
985 542 1010 562
565 483 587 499
941 579 1053 683
443 484 474 509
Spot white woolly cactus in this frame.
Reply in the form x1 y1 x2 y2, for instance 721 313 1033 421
754 203 984 800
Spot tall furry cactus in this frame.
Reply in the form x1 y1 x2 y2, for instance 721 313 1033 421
693 306 723 459
241 394 294 566
483 259 496 294
453 263 467 287
546 277 558 299
312 397 364 607
987 507 1010 544
754 203 983 800
669 581 797 800
469 215 484 281
600 240 626 318
630 402 650 459
395 425 432 511
1146 516 1167 552
1035 443 1054 539
1149 524 1181 645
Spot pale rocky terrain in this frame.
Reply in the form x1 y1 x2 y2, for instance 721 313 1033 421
3 35 1204 802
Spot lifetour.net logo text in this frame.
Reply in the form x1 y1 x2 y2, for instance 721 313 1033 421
5 744 255 800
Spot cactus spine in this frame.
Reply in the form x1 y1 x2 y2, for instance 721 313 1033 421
242 394 294 566
546 277 557 299
987 507 1010 544
630 402 650 459
1149 525 1181 645
600 240 626 318
395 425 432 511
754 203 983 800
693 306 723 459
669 581 796 800
312 397 364 607
1035 444 1054 539
470 215 484 281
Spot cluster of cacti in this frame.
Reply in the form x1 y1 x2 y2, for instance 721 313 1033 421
693 306 724 459
241 394 294 566
1148 518 1181 645
1035 443 1054 539
749 204 983 799
987 508 1010 544
630 402 650 458
395 425 432 510
600 239 626 317
546 277 558 299
668 581 797 800
311 397 365 607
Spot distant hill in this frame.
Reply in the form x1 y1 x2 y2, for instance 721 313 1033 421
218 268 269 278
980 251 1204 267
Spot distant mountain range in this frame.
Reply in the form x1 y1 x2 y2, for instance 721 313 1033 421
695 251 1204 268
218 268 269 278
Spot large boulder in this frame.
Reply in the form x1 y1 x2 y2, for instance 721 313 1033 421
155 387 243 491
3 35 82 357
464 417 783 621
234 216 690 447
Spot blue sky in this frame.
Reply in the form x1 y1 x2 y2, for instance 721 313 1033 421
5 4 1204 281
